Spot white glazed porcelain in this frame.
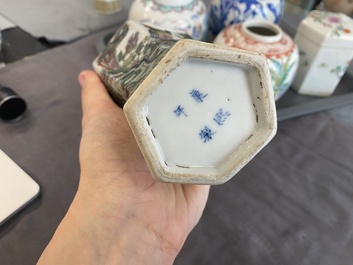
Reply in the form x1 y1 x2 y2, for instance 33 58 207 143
209 0 284 36
123 40 277 185
214 20 299 100
128 0 208 40
93 21 277 185
293 11 353 97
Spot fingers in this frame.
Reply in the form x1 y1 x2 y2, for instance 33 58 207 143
78 70 116 117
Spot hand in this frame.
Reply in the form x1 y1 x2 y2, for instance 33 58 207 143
37 70 210 265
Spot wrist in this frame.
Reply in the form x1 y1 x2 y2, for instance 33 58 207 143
38 185 178 265
74 195 178 264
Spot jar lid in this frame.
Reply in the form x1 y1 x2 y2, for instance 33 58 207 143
297 11 353 48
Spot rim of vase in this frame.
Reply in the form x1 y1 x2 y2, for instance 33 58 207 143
241 20 283 43
153 0 194 6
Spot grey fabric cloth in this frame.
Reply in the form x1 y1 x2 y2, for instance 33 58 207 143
0 25 353 265
176 112 353 265
0 27 115 264
0 0 131 42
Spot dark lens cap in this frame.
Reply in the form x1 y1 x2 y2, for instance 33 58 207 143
0 86 27 121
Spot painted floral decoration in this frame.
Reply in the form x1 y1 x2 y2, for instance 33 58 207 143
96 22 190 105
310 11 352 37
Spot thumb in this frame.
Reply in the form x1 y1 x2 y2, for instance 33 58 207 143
78 70 118 117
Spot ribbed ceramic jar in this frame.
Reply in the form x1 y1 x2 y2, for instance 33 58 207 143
214 19 299 100
209 0 284 36
128 0 208 40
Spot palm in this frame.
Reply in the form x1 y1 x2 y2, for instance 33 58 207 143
78 70 210 254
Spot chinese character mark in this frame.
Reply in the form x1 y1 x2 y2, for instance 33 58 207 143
213 108 231 126
174 105 187 117
190 89 208 103
199 126 215 143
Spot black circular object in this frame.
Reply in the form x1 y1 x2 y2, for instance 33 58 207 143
0 86 27 121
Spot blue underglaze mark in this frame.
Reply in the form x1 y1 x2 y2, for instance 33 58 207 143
199 126 215 143
190 89 208 103
174 105 187 117
213 108 230 126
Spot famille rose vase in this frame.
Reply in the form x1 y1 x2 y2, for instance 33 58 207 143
93 20 190 106
214 19 299 100
128 0 208 40
209 0 284 36
293 11 353 97
93 20 277 185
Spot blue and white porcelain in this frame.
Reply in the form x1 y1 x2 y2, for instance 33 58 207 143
209 0 284 36
122 39 277 185
93 21 277 185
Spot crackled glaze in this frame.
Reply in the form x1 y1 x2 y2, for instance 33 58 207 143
121 39 277 184
93 21 277 184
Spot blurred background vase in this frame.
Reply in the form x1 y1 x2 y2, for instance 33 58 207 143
214 19 299 100
323 0 353 16
209 0 284 36
283 0 316 15
128 0 208 40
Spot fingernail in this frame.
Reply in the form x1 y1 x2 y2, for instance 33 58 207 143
78 72 86 86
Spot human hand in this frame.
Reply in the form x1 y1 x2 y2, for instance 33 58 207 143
37 70 210 265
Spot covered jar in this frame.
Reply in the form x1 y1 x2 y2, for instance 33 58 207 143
128 0 208 40
214 19 299 100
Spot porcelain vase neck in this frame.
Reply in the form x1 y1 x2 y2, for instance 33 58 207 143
153 0 194 6
241 20 282 43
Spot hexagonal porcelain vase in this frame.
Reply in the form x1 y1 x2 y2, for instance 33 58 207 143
93 21 277 185
93 20 191 107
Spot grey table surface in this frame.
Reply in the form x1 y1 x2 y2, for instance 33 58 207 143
0 0 131 42
1 25 353 265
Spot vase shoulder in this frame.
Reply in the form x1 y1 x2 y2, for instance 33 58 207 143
209 0 284 35
214 20 299 101
129 0 208 40
216 21 296 58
